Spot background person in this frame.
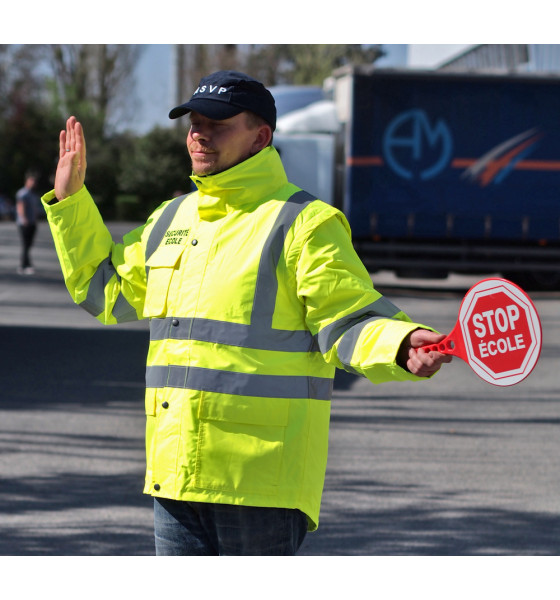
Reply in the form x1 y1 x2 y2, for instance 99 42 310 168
16 171 40 275
41 71 451 555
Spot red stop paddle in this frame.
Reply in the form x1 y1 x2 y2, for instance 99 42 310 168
420 278 542 387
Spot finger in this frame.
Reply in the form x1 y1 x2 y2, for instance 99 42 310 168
59 130 67 159
75 121 86 161
417 349 449 367
410 346 433 362
408 348 450 376
67 117 75 150
410 331 446 349
406 348 429 373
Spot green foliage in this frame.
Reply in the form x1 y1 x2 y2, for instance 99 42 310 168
0 100 61 198
48 44 143 138
118 127 192 218
245 44 384 86
0 43 385 217
0 45 61 196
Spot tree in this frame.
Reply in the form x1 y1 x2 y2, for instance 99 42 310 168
0 45 61 198
118 126 191 218
172 44 385 107
173 45 242 108
42 45 144 213
244 44 385 86
47 44 143 137
0 43 387 215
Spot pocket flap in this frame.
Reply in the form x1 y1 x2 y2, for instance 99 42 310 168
146 243 186 268
199 393 289 427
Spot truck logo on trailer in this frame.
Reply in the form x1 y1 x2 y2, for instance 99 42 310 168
459 128 542 187
383 109 453 180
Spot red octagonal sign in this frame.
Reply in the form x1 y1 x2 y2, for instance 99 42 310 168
458 279 542 386
421 278 542 386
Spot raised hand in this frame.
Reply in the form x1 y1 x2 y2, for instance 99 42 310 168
54 116 87 201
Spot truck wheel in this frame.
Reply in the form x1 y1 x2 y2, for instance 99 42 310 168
503 271 560 291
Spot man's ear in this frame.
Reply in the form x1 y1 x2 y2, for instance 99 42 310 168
252 124 273 153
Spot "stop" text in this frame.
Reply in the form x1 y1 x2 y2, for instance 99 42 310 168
472 305 520 337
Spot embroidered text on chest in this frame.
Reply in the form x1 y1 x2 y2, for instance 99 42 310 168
164 229 190 245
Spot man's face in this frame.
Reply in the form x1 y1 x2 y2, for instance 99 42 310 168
187 111 271 176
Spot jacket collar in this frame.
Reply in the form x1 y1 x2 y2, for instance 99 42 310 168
190 146 288 220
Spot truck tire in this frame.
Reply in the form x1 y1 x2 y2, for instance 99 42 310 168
503 270 560 291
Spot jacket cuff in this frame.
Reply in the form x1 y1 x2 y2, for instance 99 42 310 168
41 186 89 208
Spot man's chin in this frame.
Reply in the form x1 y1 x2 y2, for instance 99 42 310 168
192 162 217 176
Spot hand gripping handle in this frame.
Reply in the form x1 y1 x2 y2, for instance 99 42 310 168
417 321 466 359
421 337 456 355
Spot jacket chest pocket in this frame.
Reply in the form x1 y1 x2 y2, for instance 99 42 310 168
144 244 186 317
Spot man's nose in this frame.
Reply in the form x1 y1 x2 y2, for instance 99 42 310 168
190 126 208 141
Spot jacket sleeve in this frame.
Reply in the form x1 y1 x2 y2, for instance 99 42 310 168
42 186 149 325
296 209 436 384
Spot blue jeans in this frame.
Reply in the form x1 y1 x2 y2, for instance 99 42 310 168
154 498 308 555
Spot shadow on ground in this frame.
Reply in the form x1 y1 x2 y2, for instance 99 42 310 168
299 498 560 555
2 326 560 556
1 325 153 555
1 325 149 408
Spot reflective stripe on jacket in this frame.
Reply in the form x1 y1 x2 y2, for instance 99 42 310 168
42 146 428 530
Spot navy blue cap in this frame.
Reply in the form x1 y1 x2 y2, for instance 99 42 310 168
169 70 276 131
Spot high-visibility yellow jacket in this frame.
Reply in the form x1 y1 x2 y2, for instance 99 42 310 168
42 146 431 530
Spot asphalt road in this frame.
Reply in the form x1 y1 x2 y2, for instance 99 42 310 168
1 219 560 556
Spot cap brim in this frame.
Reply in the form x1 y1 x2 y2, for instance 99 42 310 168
169 98 244 120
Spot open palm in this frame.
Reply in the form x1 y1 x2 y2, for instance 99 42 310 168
54 116 87 200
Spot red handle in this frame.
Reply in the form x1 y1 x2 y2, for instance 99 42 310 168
420 336 456 355
417 323 466 360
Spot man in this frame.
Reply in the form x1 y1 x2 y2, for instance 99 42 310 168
42 70 451 556
16 172 40 275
